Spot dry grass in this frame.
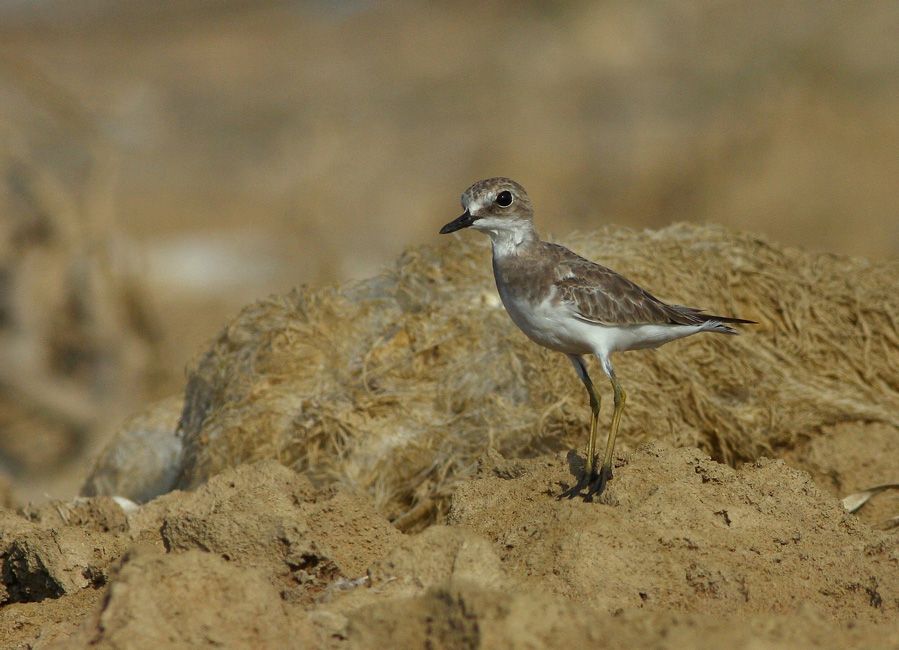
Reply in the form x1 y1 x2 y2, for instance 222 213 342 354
175 224 899 528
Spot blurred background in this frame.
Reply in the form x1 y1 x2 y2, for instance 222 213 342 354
0 0 896 500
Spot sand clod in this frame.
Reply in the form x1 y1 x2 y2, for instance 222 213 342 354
2 442 896 648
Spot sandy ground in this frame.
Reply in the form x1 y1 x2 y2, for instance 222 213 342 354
1 223 897 648
1 436 896 649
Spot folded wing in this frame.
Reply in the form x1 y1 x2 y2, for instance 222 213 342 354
547 243 752 327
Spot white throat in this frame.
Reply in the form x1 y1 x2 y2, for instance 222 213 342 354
474 218 536 258
489 228 530 258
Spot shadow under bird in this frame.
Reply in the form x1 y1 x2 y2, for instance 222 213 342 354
439 177 755 499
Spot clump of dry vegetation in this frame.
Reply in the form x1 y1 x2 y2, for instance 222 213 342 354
174 224 899 528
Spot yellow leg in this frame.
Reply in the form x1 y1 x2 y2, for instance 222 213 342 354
600 375 627 480
585 398 599 476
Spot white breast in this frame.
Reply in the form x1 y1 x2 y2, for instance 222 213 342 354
496 282 594 355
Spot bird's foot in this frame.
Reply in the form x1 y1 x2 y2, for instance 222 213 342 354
558 464 612 501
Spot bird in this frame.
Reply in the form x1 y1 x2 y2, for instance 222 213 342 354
439 177 755 499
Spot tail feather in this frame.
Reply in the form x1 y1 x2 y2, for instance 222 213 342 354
670 305 758 334
701 314 757 325
700 319 740 335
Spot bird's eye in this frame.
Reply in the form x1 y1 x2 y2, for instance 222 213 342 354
496 190 513 207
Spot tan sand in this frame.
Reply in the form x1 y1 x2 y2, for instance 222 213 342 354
2 224 896 648
1 447 896 649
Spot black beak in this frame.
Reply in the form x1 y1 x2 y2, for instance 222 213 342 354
439 210 475 234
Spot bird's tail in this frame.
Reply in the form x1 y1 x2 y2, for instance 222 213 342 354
700 320 739 335
698 314 756 335
668 304 757 334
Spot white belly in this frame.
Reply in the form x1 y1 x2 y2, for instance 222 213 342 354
498 285 704 357
498 286 593 354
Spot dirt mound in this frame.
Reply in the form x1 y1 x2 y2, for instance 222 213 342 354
155 460 400 588
0 506 125 605
345 585 892 650
449 444 894 621
3 460 397 648
786 422 899 528
71 549 317 649
2 446 896 648
172 224 899 525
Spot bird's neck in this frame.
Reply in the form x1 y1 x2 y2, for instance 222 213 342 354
488 223 539 259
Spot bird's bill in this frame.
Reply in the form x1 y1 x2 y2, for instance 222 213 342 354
439 210 475 234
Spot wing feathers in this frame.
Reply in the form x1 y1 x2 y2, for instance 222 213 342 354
544 242 754 327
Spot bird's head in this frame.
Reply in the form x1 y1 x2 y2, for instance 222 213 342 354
439 177 535 237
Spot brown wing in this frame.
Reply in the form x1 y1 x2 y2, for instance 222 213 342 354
546 243 705 327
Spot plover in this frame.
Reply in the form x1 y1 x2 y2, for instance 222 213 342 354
439 177 754 499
